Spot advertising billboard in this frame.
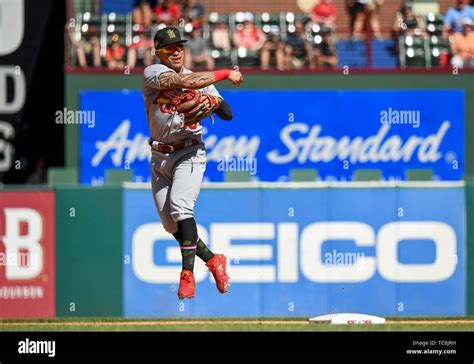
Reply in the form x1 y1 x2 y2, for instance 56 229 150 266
80 90 464 183
123 185 465 317
0 191 56 318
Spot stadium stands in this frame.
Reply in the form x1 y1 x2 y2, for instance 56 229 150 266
67 0 474 70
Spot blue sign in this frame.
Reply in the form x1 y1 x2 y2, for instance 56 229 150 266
80 90 150 184
123 185 466 317
81 90 464 183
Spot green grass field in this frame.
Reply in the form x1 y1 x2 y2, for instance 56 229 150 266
1 318 474 331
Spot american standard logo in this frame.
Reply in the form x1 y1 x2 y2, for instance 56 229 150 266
18 338 55 357
267 121 450 164
90 121 260 166
89 120 452 167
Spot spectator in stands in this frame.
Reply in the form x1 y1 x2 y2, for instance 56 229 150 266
464 18 474 66
450 17 474 67
106 34 126 69
184 26 215 70
346 0 356 35
133 0 156 27
233 12 266 52
368 0 384 39
350 0 367 39
211 20 231 51
468 20 474 66
285 20 315 69
127 25 153 68
260 29 285 70
459 17 474 67
69 25 101 69
311 0 338 30
443 0 474 67
443 0 474 35
351 0 384 40
155 0 181 26
392 4 426 37
182 0 207 29
315 29 338 68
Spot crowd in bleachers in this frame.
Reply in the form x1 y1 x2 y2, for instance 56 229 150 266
66 0 474 70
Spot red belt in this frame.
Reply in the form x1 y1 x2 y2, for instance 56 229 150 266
149 139 200 153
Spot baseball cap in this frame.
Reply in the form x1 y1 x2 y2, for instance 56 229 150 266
243 12 254 22
153 26 187 49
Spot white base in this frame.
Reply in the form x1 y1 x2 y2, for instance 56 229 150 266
309 313 386 325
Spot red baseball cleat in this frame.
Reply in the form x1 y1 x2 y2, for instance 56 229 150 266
178 270 195 299
206 254 230 294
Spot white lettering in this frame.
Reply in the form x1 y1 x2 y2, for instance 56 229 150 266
0 0 24 55
2 208 43 280
18 338 55 357
131 223 208 283
205 133 260 161
377 221 456 282
277 223 298 282
267 122 450 165
92 119 150 167
0 121 15 171
0 66 26 113
131 221 458 284
210 223 276 282
300 222 376 282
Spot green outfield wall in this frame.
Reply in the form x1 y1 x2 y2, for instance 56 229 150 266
467 178 474 315
55 186 123 317
65 71 474 316
1 182 472 317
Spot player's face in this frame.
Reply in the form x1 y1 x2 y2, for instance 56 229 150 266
157 44 185 70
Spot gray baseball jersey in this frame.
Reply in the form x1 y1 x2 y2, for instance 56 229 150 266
142 64 220 233
142 63 222 144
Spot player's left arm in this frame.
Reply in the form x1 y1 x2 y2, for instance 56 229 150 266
201 84 233 121
215 99 233 121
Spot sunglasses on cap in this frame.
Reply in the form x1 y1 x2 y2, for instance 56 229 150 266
157 44 184 54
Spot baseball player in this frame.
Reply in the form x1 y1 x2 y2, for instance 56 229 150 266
142 26 243 299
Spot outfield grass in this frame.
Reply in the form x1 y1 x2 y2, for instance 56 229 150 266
1 318 474 331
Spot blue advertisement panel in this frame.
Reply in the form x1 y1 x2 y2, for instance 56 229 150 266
80 90 464 183
123 185 465 317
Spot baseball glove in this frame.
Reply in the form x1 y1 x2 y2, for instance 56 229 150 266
157 89 222 125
